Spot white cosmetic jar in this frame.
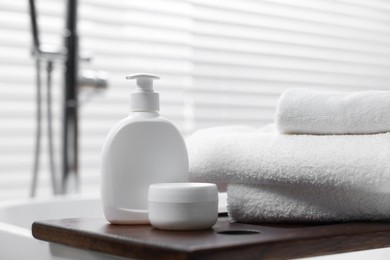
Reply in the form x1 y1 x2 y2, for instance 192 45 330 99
148 183 218 230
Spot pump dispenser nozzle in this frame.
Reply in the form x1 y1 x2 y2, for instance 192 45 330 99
126 73 159 93
126 73 160 112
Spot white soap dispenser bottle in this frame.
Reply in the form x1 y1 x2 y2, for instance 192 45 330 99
101 73 189 224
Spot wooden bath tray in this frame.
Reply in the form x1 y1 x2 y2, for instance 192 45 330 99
32 217 390 259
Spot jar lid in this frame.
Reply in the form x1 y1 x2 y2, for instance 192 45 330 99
148 183 218 203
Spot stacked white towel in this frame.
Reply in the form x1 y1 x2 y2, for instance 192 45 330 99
187 127 390 222
228 183 390 223
276 88 390 135
187 89 390 223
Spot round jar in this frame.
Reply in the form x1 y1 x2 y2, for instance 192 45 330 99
148 183 218 230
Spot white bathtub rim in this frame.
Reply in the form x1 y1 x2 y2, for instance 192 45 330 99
0 192 100 208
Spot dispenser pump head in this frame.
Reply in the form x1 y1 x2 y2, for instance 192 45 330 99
126 73 160 112
126 73 159 93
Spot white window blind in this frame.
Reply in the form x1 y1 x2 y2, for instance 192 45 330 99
1 0 390 200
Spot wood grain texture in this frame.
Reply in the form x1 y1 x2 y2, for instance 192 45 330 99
32 217 390 259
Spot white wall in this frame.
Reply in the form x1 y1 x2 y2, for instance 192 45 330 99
1 0 390 199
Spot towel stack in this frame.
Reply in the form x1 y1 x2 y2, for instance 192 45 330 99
187 88 390 223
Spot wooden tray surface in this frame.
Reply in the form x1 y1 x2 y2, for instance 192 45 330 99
32 217 390 259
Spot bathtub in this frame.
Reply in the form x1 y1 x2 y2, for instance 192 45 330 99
0 193 124 260
0 193 388 260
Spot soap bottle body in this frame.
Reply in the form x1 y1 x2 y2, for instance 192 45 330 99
101 112 188 224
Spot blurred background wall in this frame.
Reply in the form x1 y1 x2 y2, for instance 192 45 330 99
1 0 390 199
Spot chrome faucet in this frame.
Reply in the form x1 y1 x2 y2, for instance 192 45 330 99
28 0 108 196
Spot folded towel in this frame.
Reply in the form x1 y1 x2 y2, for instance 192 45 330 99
275 88 390 135
228 183 390 223
187 126 390 192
